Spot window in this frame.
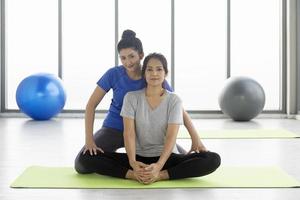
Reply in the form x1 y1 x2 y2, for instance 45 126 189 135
62 0 115 110
175 0 227 110
231 0 281 110
119 0 171 83
6 0 58 109
3 0 283 112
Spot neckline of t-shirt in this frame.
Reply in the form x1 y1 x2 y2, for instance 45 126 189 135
121 65 143 82
142 88 170 111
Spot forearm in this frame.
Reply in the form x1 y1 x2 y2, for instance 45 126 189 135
123 117 137 167
157 141 175 168
85 105 96 142
157 125 179 168
84 86 106 142
124 131 136 163
183 110 200 140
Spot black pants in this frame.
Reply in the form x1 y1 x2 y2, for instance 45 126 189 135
75 150 221 180
74 127 187 173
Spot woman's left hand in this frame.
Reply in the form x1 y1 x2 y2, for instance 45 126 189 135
188 138 207 154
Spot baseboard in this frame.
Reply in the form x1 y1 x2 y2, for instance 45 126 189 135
0 112 290 119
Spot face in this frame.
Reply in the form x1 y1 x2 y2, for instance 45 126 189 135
145 58 166 87
119 48 143 72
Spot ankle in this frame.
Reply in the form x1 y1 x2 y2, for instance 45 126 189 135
159 170 169 181
125 170 135 180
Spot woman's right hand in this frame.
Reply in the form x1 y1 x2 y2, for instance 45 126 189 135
129 160 149 184
83 138 104 155
130 160 148 172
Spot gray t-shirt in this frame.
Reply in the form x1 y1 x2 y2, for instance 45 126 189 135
120 89 183 157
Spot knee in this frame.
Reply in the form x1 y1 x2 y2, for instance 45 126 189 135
74 152 93 174
194 151 221 174
207 151 221 171
210 152 221 170
185 152 221 178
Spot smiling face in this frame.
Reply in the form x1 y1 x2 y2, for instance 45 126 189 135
144 58 166 87
119 48 143 72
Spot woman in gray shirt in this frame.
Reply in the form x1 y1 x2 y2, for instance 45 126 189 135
77 53 220 184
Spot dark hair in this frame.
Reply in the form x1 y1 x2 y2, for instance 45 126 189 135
117 30 144 54
142 53 168 78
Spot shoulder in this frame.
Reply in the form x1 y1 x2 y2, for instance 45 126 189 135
166 91 182 103
105 65 125 76
166 91 182 108
100 66 125 86
125 89 144 100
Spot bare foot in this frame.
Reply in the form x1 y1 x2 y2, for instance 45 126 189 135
158 170 169 181
125 170 145 184
142 170 170 185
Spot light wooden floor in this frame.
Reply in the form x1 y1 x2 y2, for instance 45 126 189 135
1 117 300 200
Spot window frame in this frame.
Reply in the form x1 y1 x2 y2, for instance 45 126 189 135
0 0 287 114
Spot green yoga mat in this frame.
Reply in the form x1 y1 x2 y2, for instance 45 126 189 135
11 166 300 188
177 129 299 139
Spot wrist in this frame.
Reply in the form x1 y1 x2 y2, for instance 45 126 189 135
85 137 94 143
190 133 200 140
129 159 136 166
156 161 164 170
191 136 201 143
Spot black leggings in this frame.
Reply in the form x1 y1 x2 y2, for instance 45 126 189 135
75 151 221 180
74 127 187 173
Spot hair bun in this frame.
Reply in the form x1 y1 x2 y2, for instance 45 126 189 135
122 30 136 40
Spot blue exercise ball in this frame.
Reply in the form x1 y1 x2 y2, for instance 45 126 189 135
16 73 66 120
218 76 265 121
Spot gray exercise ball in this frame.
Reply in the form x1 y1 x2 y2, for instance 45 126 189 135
218 76 265 121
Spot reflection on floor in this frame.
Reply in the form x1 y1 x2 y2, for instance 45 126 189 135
1 117 300 200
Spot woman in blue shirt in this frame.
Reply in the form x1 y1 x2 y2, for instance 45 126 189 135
75 30 207 174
